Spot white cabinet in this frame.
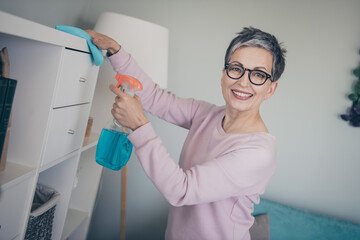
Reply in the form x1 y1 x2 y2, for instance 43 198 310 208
0 11 103 240
54 49 98 108
42 104 90 167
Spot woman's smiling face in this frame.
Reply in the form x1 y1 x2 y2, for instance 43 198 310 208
221 46 278 115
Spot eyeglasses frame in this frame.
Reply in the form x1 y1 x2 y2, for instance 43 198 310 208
224 63 273 86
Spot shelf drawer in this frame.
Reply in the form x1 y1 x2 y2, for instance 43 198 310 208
0 177 33 240
42 104 90 166
54 49 98 108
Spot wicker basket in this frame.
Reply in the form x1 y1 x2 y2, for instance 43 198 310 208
25 184 60 240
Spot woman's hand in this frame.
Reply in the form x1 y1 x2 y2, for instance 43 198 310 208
110 84 149 131
85 30 121 55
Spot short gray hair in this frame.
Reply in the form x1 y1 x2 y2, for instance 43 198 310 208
224 27 286 82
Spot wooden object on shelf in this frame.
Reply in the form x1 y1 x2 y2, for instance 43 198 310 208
0 47 10 78
85 116 93 138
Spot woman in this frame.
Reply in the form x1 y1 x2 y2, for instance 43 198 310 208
87 26 286 240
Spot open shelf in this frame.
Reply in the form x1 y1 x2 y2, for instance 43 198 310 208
82 132 100 152
61 208 89 240
0 162 35 191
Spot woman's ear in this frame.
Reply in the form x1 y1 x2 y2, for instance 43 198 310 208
265 81 278 100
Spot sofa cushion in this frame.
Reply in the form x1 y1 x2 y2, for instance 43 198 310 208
253 198 360 240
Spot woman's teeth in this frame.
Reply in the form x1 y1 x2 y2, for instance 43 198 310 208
232 90 253 98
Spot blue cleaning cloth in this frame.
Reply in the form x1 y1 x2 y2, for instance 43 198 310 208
55 25 104 66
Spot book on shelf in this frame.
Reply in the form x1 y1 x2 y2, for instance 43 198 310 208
0 76 17 171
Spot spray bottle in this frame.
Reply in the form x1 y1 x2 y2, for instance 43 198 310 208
95 74 143 171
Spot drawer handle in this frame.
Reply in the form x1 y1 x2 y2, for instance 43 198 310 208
67 129 75 135
79 77 87 83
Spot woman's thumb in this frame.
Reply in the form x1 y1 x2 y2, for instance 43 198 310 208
109 84 125 96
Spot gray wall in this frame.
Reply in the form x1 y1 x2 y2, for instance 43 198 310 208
2 0 360 239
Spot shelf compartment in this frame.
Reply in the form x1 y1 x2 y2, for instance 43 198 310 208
82 132 100 152
61 208 88 240
0 162 35 191
42 104 90 167
37 155 79 240
53 48 98 108
0 169 35 240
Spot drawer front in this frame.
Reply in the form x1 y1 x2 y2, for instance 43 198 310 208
54 49 98 108
42 104 90 166
0 178 32 240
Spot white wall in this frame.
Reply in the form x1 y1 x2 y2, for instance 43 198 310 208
1 0 360 239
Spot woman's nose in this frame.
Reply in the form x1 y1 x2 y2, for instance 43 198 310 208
237 71 251 87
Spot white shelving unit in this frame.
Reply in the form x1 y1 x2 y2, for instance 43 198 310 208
0 11 103 240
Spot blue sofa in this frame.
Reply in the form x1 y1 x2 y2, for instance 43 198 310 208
252 198 360 240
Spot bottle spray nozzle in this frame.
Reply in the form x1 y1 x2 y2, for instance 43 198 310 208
115 74 143 93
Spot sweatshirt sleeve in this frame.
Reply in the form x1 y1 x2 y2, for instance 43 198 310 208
108 48 214 129
128 123 277 206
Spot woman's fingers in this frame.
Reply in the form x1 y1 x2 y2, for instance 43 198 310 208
110 84 125 96
109 84 148 131
85 30 121 54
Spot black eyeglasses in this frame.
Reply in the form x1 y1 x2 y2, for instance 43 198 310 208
224 63 273 86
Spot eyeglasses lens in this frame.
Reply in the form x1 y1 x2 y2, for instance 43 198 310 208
227 65 244 79
250 70 267 85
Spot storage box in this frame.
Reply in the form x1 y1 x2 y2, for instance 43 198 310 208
25 184 60 240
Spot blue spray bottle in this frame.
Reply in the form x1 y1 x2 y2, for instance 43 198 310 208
95 74 143 171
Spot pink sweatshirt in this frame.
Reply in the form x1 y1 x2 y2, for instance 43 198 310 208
109 48 276 240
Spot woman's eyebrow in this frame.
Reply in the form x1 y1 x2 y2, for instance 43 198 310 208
253 66 269 71
231 61 269 71
230 61 269 72
229 61 242 66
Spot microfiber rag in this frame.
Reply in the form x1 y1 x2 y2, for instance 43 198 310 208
55 25 103 66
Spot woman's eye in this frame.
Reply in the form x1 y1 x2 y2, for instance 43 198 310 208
230 67 242 73
254 71 266 79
